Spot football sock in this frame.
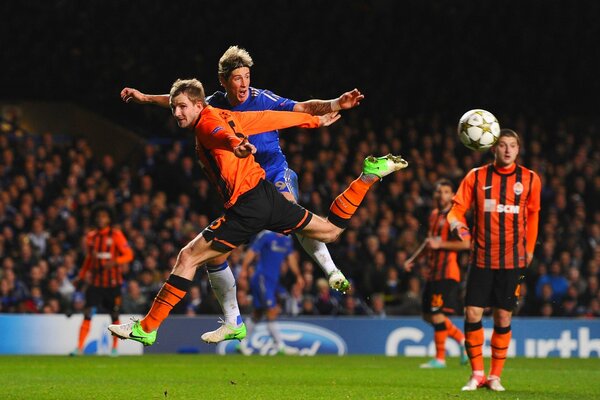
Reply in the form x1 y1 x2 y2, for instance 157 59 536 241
328 176 375 228
77 318 91 351
207 262 242 327
267 320 284 349
464 320 485 373
294 235 337 275
141 274 191 333
490 325 512 378
445 318 465 343
433 321 448 361
111 319 120 349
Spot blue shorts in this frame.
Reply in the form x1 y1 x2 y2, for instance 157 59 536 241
268 168 299 201
250 273 279 310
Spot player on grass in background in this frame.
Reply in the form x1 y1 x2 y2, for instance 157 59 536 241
404 179 469 368
109 78 407 346
71 204 133 356
121 45 363 295
448 129 540 391
238 230 304 355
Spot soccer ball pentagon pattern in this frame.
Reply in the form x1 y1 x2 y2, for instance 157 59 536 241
457 109 501 151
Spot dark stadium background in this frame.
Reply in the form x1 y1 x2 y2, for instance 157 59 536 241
2 0 599 135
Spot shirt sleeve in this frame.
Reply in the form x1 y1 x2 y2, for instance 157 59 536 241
232 110 321 136
77 232 95 280
526 171 542 254
199 112 244 151
113 230 134 264
447 169 476 225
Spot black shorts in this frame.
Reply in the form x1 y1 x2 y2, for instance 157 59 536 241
85 286 122 313
203 179 313 252
465 266 525 311
421 279 460 315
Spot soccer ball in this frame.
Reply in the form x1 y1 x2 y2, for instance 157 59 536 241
457 109 501 151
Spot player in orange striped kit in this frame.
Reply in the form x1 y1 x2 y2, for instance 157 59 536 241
405 179 469 368
72 204 133 355
448 129 541 391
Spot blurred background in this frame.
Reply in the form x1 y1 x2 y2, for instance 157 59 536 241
1 0 599 321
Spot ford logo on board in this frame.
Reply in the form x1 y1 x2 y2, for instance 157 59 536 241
216 321 347 356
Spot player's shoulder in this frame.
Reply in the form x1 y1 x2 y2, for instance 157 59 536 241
206 91 229 108
517 164 540 178
249 87 295 109
85 230 97 239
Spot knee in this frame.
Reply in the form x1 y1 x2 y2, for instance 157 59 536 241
465 307 482 322
494 310 512 327
176 247 196 270
321 226 342 243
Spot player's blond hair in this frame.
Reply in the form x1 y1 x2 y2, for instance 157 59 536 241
169 79 206 104
218 45 254 79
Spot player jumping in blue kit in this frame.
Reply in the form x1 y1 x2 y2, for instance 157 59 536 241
238 230 304 355
121 46 363 342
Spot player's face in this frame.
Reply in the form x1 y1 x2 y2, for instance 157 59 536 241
170 94 202 129
433 184 453 210
493 136 519 167
96 210 110 229
223 67 251 106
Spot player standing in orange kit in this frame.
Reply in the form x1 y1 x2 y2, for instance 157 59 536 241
72 204 134 355
448 129 541 391
404 179 469 368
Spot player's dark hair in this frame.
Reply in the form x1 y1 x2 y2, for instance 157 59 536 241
218 45 254 79
435 178 454 192
91 203 114 225
499 128 521 146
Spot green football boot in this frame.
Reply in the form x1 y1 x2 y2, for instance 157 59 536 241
201 320 247 344
328 269 350 294
363 154 408 179
108 319 157 347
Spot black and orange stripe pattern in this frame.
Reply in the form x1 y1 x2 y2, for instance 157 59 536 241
468 164 539 269
78 227 133 288
427 209 461 282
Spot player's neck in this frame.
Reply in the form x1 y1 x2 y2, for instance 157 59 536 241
494 162 516 173
226 92 244 107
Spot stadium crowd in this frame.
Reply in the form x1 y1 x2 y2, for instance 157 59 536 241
1 106 599 320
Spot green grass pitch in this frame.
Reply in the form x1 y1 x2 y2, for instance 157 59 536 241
1 355 599 399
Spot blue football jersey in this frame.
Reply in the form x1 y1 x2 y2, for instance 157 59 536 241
250 230 294 282
206 88 297 182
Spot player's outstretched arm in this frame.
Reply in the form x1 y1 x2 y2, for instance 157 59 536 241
121 87 170 108
293 88 364 115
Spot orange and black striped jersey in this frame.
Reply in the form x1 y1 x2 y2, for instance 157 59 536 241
78 227 133 288
194 106 321 208
449 163 541 270
426 208 461 282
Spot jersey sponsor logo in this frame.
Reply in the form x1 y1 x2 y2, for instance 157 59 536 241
513 181 524 195
269 240 289 253
211 126 224 135
496 204 520 214
95 252 112 260
483 199 520 214
217 322 347 355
